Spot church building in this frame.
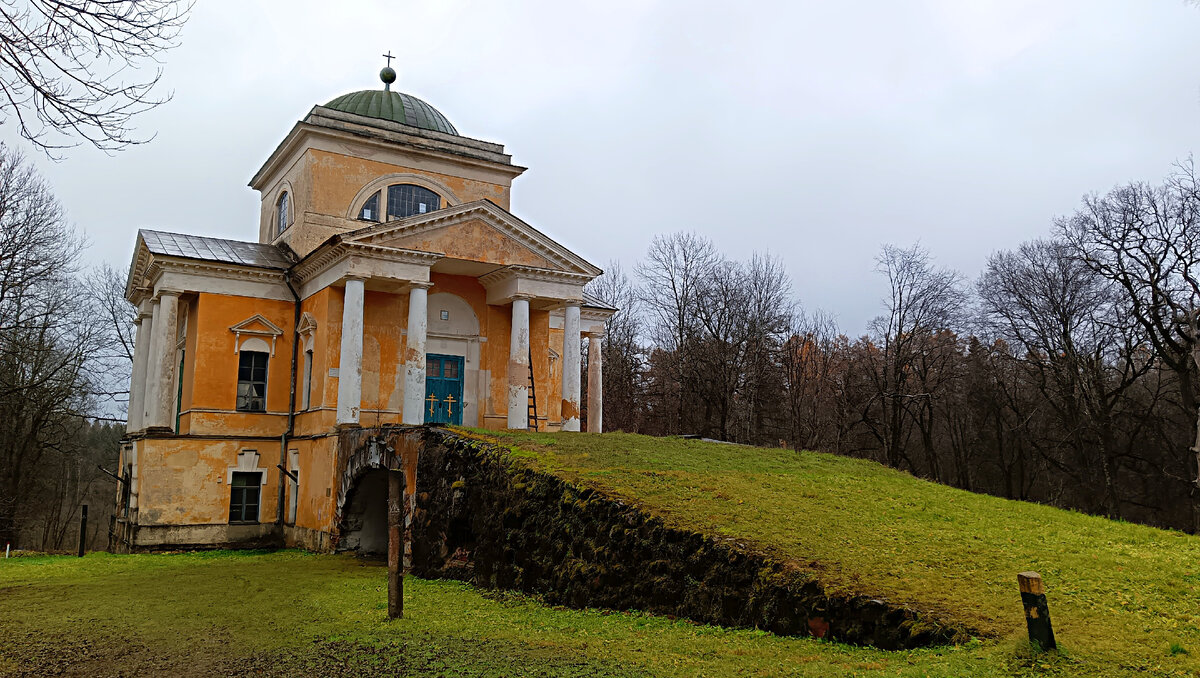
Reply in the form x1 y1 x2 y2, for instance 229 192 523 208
112 64 612 551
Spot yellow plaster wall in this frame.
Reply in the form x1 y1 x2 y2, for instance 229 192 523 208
530 310 551 429
549 325 565 425
136 438 280 526
307 149 510 217
361 288 408 420
258 151 311 243
295 287 335 436
184 292 295 437
288 437 338 534
176 298 200 433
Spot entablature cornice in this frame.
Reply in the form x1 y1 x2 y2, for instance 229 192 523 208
293 240 441 300
478 264 594 287
248 117 525 194
133 257 292 305
480 264 590 307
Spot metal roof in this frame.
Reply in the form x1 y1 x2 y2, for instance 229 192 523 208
141 230 292 269
583 291 617 311
324 90 458 136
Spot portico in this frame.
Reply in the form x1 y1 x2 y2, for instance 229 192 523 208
113 65 614 553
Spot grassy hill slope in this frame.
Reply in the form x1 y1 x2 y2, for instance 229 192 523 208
0 550 1027 677
478 430 1200 676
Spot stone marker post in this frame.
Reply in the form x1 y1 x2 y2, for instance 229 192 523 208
1017 571 1056 650
387 470 404 619
77 505 88 557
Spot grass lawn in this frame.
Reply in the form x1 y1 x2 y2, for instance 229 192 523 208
2 550 1027 677
3 432 1197 676
476 429 1200 677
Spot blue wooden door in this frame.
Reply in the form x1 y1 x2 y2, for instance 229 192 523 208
424 354 464 425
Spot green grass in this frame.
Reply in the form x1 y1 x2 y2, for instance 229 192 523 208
3 431 1198 676
1 550 1025 677
474 429 1200 677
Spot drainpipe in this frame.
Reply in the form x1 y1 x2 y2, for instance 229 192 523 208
279 268 302 527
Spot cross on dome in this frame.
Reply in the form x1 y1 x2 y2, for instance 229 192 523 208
380 50 397 91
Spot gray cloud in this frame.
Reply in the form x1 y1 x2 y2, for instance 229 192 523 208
4 0 1198 334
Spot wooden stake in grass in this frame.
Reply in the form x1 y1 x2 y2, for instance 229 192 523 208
77 504 87 557
388 470 404 619
1017 571 1056 651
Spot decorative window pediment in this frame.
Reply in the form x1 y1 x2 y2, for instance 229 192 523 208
230 314 284 356
297 311 317 337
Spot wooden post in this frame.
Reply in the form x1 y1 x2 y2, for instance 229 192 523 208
77 505 88 557
387 470 404 619
1017 571 1056 650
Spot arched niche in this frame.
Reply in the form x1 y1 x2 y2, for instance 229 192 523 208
425 292 483 426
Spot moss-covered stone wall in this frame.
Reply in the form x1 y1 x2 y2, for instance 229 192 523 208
402 428 970 649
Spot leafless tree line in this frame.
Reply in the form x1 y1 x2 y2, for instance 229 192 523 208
0 145 129 550
586 160 1200 532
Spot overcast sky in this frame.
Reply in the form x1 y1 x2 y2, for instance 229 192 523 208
6 0 1200 334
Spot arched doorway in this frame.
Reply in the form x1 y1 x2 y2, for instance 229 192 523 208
426 292 482 427
336 468 389 555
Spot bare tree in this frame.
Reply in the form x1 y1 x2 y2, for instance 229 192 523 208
0 0 190 155
733 253 792 443
782 308 843 450
585 261 644 432
637 232 719 434
0 146 105 548
1058 161 1200 525
85 262 136 412
863 243 964 472
979 239 1150 518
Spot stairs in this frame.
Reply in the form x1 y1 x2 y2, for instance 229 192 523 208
527 344 538 431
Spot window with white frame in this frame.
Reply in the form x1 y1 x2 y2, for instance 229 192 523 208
277 191 289 235
237 350 268 412
357 184 443 222
229 471 261 523
302 348 314 410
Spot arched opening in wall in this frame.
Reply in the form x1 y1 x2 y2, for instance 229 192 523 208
336 468 389 556
426 292 482 427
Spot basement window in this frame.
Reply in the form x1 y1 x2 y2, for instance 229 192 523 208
236 351 268 412
229 472 261 523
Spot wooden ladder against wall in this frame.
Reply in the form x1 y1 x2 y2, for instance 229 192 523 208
527 344 538 431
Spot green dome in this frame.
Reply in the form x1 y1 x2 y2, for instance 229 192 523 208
324 90 458 136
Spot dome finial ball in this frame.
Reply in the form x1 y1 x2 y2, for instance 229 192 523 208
380 66 396 85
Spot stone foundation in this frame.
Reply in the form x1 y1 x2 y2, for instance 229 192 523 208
397 427 973 649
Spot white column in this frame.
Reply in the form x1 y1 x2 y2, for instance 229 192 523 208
146 291 179 430
126 305 153 432
128 442 139 516
561 304 582 432
507 296 531 429
402 282 431 425
587 331 603 433
140 303 157 428
337 278 366 426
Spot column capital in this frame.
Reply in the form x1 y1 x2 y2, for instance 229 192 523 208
511 293 534 302
583 330 604 339
154 288 183 301
407 280 434 290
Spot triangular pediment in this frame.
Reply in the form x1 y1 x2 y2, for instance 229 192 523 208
344 200 602 276
229 314 284 336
